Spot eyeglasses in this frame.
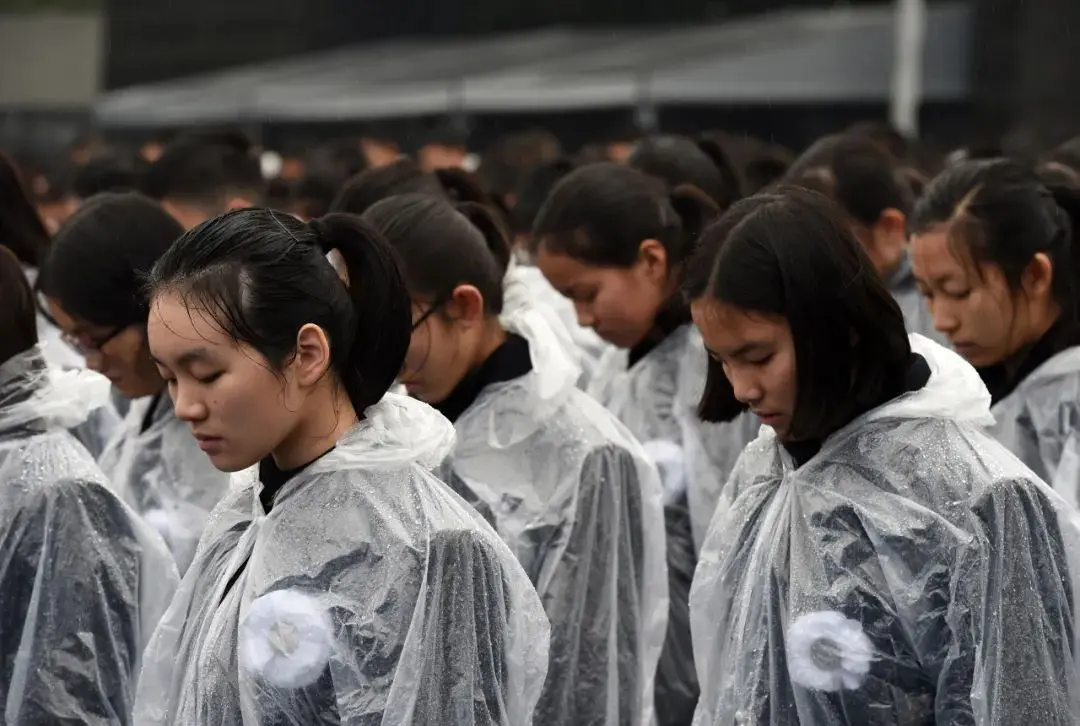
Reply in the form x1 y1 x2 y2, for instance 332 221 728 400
61 325 125 356
412 296 451 331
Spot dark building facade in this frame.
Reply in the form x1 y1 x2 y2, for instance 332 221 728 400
104 0 892 89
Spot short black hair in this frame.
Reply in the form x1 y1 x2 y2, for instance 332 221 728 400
70 153 142 200
146 209 411 416
142 129 263 210
628 135 731 208
42 192 183 327
911 159 1080 320
330 159 447 217
685 187 911 438
785 134 914 225
0 153 51 267
0 245 37 366
532 162 718 268
362 194 511 315
512 158 575 238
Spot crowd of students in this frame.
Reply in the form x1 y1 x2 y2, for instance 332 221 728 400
2 118 1080 725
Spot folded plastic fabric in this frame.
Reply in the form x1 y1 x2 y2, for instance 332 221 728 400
586 324 758 725
98 391 232 573
691 336 1080 725
989 345 1080 510
0 346 178 725
134 393 550 725
446 305 668 725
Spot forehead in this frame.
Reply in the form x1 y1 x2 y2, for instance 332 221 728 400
146 291 234 359
536 246 621 287
691 298 787 351
910 227 970 278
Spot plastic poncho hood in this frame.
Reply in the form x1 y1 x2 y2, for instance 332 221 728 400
0 346 178 724
691 334 1080 725
449 305 669 725
134 393 551 726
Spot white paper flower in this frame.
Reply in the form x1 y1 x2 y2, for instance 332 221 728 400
786 610 874 692
641 439 687 504
240 589 334 689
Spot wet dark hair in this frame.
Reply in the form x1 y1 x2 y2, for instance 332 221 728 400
330 159 448 216
0 153 51 267
685 187 911 437
146 208 411 415
512 158 575 240
910 159 1080 317
628 135 732 208
844 120 909 161
142 129 264 209
0 246 37 366
477 129 563 204
42 192 184 328
362 194 511 315
785 134 914 225
70 153 142 200
532 162 718 270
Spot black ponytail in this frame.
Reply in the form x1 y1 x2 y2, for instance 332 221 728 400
308 214 412 412
362 194 508 315
146 207 411 415
455 201 512 277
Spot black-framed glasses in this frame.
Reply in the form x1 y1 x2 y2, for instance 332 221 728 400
61 325 125 356
412 296 451 331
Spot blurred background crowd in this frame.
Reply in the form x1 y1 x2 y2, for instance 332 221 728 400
0 0 1076 215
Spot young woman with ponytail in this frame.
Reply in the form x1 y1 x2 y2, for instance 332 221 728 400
531 163 760 726
362 193 669 726
135 208 549 725
910 158 1080 509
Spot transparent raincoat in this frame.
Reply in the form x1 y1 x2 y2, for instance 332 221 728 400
98 391 232 573
0 346 178 725
989 345 1080 511
503 261 612 390
586 323 758 725
445 304 668 726
691 335 1080 726
23 262 122 456
133 393 551 726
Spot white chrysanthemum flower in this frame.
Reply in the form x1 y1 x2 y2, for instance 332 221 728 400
240 589 334 688
641 439 687 503
786 610 874 692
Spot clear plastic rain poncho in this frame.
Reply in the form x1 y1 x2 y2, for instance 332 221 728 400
134 393 551 726
989 345 1080 511
23 262 123 456
445 303 668 726
0 346 178 725
503 261 613 390
98 391 232 573
586 323 759 725
691 335 1080 726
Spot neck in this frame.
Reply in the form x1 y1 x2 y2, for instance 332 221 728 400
271 385 357 470
1004 305 1062 378
471 319 508 370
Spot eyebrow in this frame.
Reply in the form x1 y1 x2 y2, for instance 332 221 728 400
707 342 769 359
150 348 213 368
